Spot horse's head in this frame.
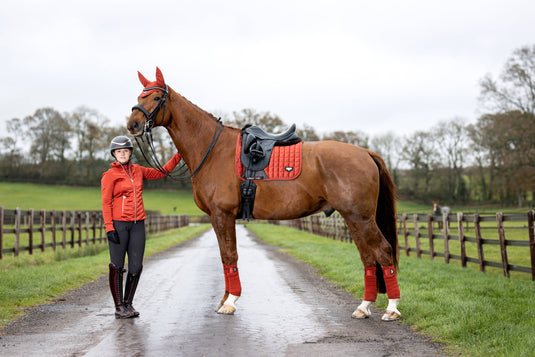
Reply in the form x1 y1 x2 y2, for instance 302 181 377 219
127 67 170 137
432 201 439 213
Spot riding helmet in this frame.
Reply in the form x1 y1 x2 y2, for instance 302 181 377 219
109 136 133 157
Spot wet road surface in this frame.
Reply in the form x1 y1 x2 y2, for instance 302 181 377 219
0 225 443 356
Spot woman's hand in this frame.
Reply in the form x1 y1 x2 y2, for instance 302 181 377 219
107 230 120 244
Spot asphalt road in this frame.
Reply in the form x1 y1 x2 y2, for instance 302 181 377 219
0 225 444 356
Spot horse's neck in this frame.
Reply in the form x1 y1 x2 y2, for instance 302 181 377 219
165 89 223 170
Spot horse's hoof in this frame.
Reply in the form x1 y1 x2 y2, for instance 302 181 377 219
217 304 236 315
351 308 369 319
381 311 401 321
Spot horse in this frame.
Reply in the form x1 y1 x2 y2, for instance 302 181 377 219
127 67 401 321
432 201 450 230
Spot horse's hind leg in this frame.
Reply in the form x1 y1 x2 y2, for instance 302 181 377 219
211 214 241 315
345 217 401 321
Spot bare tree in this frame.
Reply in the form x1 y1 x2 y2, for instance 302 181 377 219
433 118 469 201
400 131 438 197
229 108 288 133
296 124 320 141
478 44 535 205
479 44 535 116
371 132 401 184
23 108 71 166
323 130 369 148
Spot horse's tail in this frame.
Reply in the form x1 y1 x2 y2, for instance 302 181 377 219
368 151 399 294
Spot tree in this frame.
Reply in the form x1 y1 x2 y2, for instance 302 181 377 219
322 130 369 148
23 108 71 166
400 131 438 199
229 108 288 133
479 44 535 116
296 124 320 141
478 44 535 205
432 118 469 202
371 132 401 184
472 111 535 205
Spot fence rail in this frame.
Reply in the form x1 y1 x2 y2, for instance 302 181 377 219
275 210 535 281
0 206 190 259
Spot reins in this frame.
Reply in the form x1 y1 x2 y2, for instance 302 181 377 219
131 89 224 180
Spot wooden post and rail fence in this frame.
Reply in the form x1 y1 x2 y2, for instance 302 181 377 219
2 205 534 281
0 206 189 259
274 210 535 281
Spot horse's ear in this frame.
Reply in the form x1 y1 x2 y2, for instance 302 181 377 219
138 71 150 87
155 67 165 86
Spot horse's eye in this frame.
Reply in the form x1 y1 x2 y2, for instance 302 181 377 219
154 96 161 101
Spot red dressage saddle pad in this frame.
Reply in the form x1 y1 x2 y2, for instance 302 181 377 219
235 135 303 181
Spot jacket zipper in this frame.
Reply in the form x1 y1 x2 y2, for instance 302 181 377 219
121 163 136 223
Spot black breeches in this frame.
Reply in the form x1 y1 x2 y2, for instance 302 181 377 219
108 220 146 274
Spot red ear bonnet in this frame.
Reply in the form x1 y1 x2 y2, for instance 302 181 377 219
138 67 166 97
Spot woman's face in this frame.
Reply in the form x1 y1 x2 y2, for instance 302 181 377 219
114 149 132 164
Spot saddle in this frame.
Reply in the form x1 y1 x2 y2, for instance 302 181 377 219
240 123 300 173
238 124 302 220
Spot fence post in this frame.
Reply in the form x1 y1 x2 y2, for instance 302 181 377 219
496 212 510 278
84 212 89 245
474 213 485 273
443 212 450 264
70 211 75 248
14 207 20 257
413 214 421 258
458 212 466 268
77 212 82 247
62 211 67 249
92 212 97 244
99 212 104 243
28 208 34 255
427 214 435 260
51 210 56 251
528 210 535 281
40 209 46 252
402 214 409 256
0 206 3 260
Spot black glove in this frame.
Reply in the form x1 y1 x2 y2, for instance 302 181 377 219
107 230 120 244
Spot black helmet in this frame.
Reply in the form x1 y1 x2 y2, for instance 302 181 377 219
110 136 133 157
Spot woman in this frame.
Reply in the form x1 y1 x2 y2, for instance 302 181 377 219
101 135 181 318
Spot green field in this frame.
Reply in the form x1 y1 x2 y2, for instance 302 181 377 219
0 182 204 216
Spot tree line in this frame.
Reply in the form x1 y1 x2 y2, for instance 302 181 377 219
1 45 534 206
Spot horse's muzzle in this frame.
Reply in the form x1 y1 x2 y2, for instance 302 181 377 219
127 119 144 137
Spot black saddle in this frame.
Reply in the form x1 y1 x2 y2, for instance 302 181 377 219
240 123 300 173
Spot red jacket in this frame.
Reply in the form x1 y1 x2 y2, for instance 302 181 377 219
101 153 182 232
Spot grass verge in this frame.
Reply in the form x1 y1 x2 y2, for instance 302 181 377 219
0 224 210 328
247 223 535 357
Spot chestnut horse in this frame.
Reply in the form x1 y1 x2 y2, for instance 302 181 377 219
127 68 401 321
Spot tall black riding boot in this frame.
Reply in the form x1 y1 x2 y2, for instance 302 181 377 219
124 266 142 317
109 263 134 318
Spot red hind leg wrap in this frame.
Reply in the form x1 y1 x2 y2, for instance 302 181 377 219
224 264 242 296
363 266 378 302
382 266 400 299
223 264 230 292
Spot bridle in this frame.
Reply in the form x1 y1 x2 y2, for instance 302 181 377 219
131 86 224 180
132 85 169 133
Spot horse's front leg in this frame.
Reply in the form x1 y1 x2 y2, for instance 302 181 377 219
211 214 241 315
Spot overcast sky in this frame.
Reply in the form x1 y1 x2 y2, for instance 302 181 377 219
1 0 534 139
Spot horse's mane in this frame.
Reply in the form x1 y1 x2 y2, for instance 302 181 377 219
169 86 241 133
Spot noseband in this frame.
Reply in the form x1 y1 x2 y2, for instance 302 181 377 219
131 85 168 132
